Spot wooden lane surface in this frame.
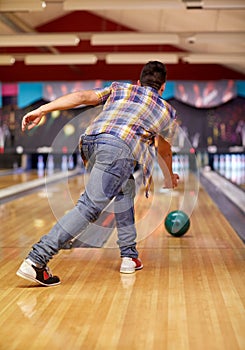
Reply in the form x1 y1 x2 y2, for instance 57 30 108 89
0 174 244 350
0 170 41 190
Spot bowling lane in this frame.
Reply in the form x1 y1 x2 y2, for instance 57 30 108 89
0 153 78 191
0 169 42 190
0 171 244 350
210 152 245 190
0 173 86 249
0 164 243 251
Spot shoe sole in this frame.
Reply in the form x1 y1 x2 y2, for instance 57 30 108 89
16 270 61 287
120 264 143 274
120 269 135 274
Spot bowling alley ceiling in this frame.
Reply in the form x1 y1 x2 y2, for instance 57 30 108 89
0 0 245 82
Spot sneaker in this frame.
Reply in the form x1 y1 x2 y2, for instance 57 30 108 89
16 259 60 287
120 257 143 274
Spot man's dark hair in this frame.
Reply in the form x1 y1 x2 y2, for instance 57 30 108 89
140 61 167 91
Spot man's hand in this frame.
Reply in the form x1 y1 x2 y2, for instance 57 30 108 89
171 173 180 188
22 108 44 131
164 173 180 189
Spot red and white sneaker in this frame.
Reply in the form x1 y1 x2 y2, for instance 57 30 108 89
120 257 143 274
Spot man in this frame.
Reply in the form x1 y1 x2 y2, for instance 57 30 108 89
17 61 179 286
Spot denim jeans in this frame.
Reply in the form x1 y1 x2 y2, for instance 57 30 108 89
28 133 139 266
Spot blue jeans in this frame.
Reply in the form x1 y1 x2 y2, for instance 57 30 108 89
28 133 139 266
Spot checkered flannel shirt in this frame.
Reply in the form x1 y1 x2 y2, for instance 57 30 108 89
85 82 176 197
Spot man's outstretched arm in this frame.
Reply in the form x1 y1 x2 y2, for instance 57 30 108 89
22 90 100 131
157 135 179 188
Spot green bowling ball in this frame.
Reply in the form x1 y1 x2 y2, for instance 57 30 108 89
164 210 190 237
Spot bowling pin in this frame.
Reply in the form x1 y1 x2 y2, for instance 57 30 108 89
37 155 44 177
61 155 68 172
47 154 54 175
68 155 74 170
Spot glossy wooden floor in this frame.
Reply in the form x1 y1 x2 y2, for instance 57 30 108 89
0 169 40 189
0 171 244 350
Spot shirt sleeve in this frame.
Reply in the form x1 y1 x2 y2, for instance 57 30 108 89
93 84 113 104
159 102 178 143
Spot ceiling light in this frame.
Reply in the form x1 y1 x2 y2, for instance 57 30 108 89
194 33 245 43
183 0 245 9
24 54 98 65
0 34 80 47
0 55 15 65
182 54 245 63
203 0 245 9
105 53 179 64
91 33 180 46
64 0 184 10
183 1 203 9
0 0 45 11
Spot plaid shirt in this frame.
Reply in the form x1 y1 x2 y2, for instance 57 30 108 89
85 82 176 196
